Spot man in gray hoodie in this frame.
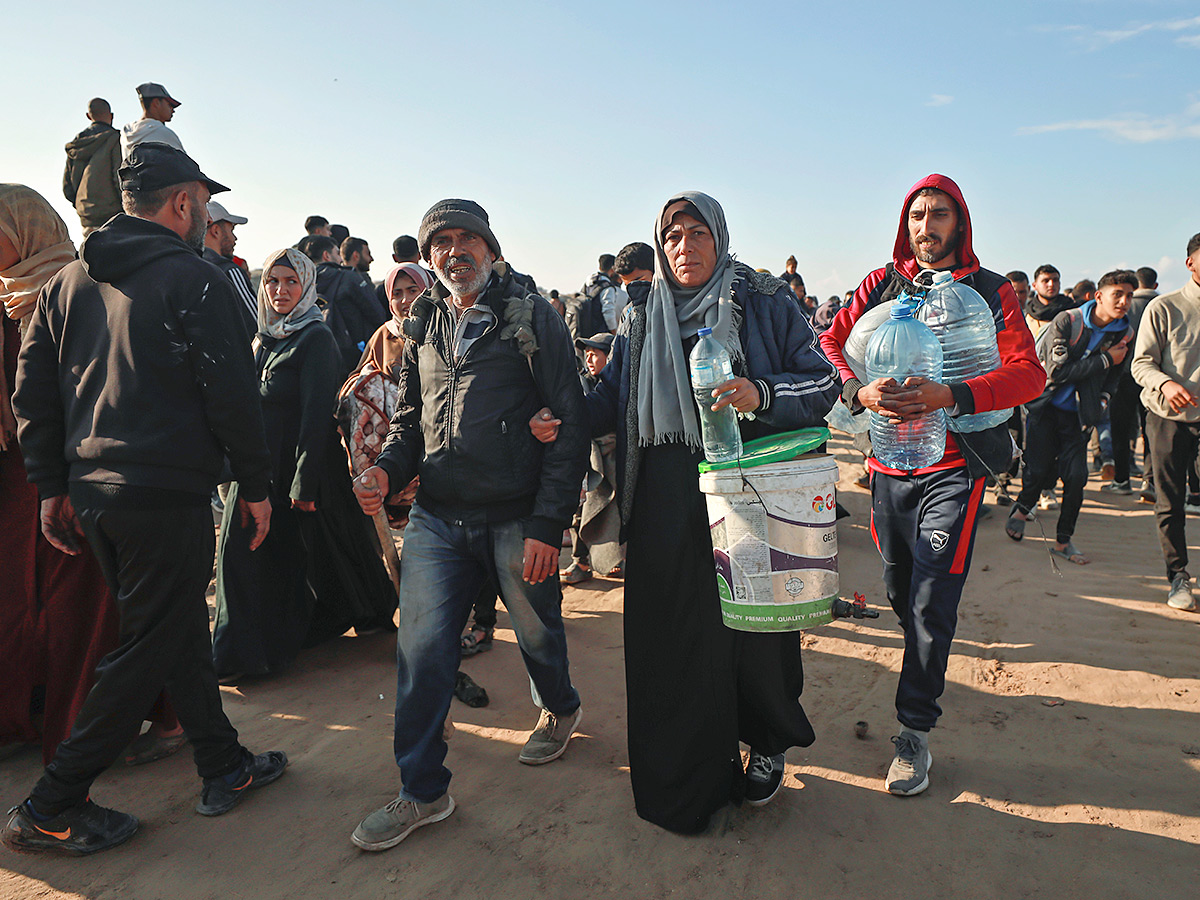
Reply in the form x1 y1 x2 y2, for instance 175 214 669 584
1131 233 1200 612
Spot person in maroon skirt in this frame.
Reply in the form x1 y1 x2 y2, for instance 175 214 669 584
0 184 182 766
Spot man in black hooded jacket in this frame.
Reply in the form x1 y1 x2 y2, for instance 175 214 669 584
4 144 286 857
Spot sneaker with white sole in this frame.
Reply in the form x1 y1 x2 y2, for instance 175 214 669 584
518 706 582 765
887 731 932 796
744 751 785 807
1168 573 1197 612
1100 480 1132 495
351 793 454 851
1037 490 1059 511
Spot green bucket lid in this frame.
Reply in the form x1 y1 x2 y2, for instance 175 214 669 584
697 427 830 473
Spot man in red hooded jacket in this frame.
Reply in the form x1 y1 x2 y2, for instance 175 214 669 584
820 174 1044 796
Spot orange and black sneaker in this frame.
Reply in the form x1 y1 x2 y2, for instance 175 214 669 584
195 748 288 817
2 799 138 855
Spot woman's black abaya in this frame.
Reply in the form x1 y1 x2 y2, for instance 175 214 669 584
623 441 814 834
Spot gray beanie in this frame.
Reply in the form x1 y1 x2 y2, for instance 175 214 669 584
417 199 502 262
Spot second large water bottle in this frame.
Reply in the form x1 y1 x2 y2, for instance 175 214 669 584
865 295 946 470
689 327 742 463
916 270 1009 433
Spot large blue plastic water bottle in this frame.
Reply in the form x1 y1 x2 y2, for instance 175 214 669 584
916 271 1009 433
689 327 743 463
865 295 946 470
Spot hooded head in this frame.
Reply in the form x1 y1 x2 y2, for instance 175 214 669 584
892 174 979 283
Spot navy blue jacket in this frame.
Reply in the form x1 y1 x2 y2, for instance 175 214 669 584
585 265 839 525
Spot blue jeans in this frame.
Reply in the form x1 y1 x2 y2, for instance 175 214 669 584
394 504 580 802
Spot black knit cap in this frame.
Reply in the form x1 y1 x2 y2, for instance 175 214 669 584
418 199 501 262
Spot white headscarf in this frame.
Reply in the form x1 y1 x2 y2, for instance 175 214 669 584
257 247 324 340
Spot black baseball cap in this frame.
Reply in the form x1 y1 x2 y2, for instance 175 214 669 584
119 143 229 195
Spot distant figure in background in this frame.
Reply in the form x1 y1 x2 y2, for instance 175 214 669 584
342 237 374 290
1023 263 1075 512
811 294 842 334
1006 270 1030 307
63 98 122 235
1073 279 1097 304
119 83 183 159
780 254 798 280
614 241 654 287
993 270 1032 505
203 200 256 337
376 235 424 311
786 274 812 314
1025 264 1075 340
308 235 386 377
392 234 420 264
1127 267 1161 501
305 215 331 237
329 223 349 248
577 253 626 335
559 332 622 586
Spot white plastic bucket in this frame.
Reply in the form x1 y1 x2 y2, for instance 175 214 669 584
698 454 839 632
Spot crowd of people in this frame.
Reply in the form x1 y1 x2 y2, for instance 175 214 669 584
0 83 1197 858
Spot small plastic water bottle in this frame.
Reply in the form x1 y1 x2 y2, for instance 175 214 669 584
865 295 946 470
916 271 1009 433
689 327 742 463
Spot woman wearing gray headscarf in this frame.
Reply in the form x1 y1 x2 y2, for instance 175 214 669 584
212 248 396 682
565 192 839 832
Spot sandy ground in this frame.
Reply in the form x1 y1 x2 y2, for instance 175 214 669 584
2 432 1198 899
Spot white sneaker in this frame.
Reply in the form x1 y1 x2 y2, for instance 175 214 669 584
1168 574 1197 612
1037 490 1059 511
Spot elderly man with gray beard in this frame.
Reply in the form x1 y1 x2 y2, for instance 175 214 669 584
350 199 587 852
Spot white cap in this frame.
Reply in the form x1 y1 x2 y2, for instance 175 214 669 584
206 200 247 225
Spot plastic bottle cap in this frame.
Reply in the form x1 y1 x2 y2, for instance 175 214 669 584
697 327 713 337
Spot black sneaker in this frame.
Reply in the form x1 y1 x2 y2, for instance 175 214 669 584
2 800 138 856
744 751 785 807
196 749 288 817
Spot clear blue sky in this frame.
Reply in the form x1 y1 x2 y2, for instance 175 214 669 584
6 0 1198 298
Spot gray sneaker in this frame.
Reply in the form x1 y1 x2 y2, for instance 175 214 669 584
518 706 582 765
1168 574 1197 612
887 732 933 796
351 793 454 852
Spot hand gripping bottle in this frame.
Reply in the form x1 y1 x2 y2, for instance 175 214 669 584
865 294 946 470
916 270 1009 433
689 327 743 463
